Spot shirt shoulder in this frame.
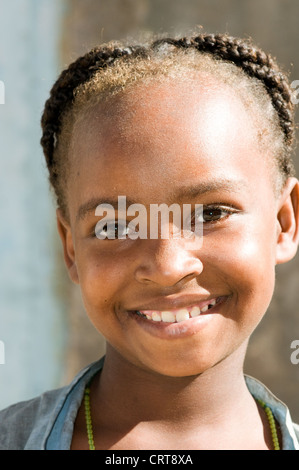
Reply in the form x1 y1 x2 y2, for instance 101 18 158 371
245 375 299 450
293 422 299 440
0 387 66 450
0 358 104 450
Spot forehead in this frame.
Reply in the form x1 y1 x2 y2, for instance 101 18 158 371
68 77 274 213
71 76 261 165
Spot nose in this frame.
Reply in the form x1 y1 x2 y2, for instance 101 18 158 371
134 239 203 287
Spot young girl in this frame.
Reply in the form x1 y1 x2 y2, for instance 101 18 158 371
1 33 299 450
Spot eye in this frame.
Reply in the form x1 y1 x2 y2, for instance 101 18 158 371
193 205 237 225
202 207 228 222
95 220 138 240
95 221 129 239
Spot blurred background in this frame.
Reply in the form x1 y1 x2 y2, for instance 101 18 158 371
0 0 299 421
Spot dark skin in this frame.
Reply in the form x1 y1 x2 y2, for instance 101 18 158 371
56 78 299 449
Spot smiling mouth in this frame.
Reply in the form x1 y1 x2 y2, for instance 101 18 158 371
132 297 223 324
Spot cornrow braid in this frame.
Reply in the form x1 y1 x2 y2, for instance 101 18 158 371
41 44 148 187
40 33 296 215
151 34 295 150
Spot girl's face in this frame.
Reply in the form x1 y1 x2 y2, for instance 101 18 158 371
57 78 297 377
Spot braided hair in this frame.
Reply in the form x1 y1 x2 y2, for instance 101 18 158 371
41 33 296 219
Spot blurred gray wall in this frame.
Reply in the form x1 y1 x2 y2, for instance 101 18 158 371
0 0 67 409
60 0 299 421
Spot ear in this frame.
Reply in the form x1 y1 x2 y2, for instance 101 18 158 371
56 208 79 284
276 177 299 265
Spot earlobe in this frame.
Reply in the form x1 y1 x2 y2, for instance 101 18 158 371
56 208 79 284
276 177 299 265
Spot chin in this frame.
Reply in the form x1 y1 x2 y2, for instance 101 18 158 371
138 355 219 379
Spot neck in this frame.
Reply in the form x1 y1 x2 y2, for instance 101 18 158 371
93 342 253 431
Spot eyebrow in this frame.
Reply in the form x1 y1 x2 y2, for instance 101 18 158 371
174 178 247 200
76 178 247 222
77 196 137 222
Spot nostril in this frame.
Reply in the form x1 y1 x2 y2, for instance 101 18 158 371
134 260 203 287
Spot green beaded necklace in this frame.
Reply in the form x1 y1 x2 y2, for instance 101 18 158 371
84 386 95 450
83 386 280 450
256 398 281 450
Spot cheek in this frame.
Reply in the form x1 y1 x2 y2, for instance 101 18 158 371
233 238 275 307
207 224 277 315
76 245 133 314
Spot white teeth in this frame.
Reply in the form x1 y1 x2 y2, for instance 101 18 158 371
152 312 162 322
139 298 219 323
190 306 201 317
176 309 190 322
161 311 176 322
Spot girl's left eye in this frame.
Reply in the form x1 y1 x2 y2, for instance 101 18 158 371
195 206 237 224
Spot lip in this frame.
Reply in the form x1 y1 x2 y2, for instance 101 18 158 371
125 295 228 340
